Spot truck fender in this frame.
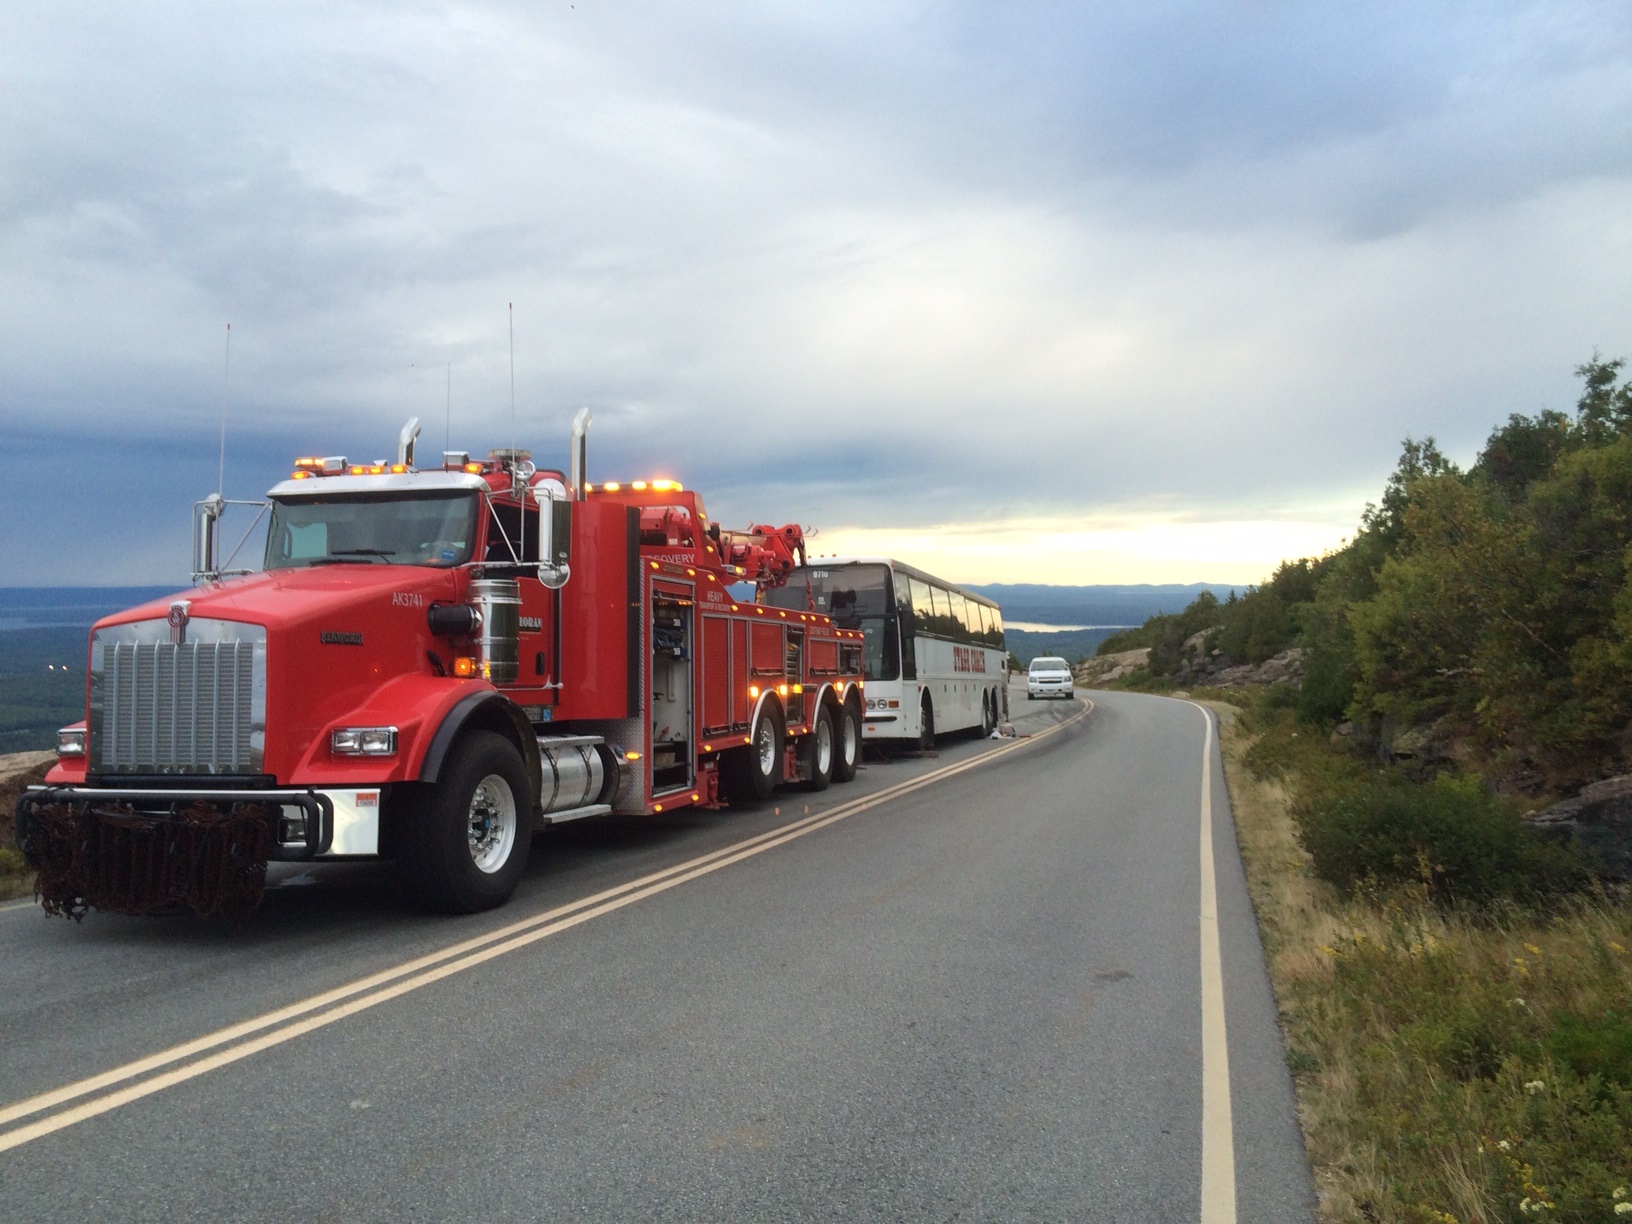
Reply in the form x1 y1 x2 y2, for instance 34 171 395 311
420 692 542 812
746 690 783 745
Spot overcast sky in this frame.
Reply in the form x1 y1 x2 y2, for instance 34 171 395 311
3 1 1630 587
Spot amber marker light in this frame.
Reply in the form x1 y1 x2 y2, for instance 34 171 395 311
749 685 760 698
464 462 484 474
349 465 367 475
453 657 477 677
291 471 313 479
690 793 699 802
631 480 648 491
654 803 663 812
603 481 621 492
778 683 789 696
390 463 407 474
625 750 641 761
792 684 803 694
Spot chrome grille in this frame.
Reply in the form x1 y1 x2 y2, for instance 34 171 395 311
90 619 267 775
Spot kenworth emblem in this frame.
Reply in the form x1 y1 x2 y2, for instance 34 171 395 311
167 600 191 645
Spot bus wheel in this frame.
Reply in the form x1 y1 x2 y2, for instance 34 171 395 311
801 706 834 792
919 698 936 752
405 731 532 913
833 699 862 783
723 704 783 803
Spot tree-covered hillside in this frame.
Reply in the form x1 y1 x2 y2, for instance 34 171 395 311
1105 355 1632 790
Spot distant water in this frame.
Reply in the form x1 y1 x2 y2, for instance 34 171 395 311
1006 621 1137 633
0 587 179 631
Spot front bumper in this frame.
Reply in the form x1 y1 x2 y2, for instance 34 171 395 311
13 783 386 920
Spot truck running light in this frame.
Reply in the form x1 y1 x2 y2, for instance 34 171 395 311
56 727 86 758
749 685 760 698
624 750 641 761
331 727 398 756
453 656 477 677
631 480 647 490
602 481 621 492
464 462 484 474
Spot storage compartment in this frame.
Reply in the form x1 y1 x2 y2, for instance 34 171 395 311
650 592 693 792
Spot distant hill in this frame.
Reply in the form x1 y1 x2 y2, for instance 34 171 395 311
963 582 1240 628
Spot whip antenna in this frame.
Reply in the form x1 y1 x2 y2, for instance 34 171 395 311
217 322 232 496
446 361 451 453
508 302 516 460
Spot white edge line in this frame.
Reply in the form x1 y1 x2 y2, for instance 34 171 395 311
0 700 1091 1149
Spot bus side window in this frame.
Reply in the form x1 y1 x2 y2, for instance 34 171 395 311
950 590 973 644
893 571 917 680
927 584 952 639
909 576 935 638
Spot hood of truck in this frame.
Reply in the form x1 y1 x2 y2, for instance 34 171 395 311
89 565 464 783
99 566 457 631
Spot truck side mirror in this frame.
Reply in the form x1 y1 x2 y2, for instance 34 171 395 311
532 480 572 589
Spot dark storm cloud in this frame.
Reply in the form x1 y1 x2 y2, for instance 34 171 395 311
3 1 1630 582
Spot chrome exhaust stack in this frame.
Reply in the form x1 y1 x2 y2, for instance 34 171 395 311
569 407 591 500
398 417 422 469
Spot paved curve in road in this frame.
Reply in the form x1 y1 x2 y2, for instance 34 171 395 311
0 686 1314 1221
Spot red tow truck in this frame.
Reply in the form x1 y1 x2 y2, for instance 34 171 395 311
16 411 866 918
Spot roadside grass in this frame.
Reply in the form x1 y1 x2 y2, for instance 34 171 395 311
1216 696 1632 1224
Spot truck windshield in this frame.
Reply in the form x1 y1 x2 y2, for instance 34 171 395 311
762 563 900 681
265 491 479 570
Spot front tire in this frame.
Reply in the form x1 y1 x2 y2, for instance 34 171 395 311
405 730 532 913
918 698 936 752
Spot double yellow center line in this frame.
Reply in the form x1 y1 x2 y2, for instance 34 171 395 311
0 702 1088 1154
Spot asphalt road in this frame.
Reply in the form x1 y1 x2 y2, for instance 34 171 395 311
0 685 1314 1222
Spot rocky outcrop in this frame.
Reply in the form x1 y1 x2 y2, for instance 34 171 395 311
1525 774 1632 879
1075 648 1150 688
1178 647 1305 691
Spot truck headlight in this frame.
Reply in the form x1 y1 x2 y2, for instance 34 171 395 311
56 727 86 758
331 727 398 756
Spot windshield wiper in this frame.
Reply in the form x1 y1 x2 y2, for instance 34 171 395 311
304 548 397 566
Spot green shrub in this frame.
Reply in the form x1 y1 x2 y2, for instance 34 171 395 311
1295 774 1585 905
1547 1010 1632 1092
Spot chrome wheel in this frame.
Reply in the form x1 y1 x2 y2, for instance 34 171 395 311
756 718 778 776
815 712 834 774
466 773 518 874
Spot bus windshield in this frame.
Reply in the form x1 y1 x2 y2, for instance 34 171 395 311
762 563 900 681
265 491 479 569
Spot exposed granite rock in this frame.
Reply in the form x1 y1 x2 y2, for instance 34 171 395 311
1525 773 1632 879
1076 648 1150 688
1180 647 1305 690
